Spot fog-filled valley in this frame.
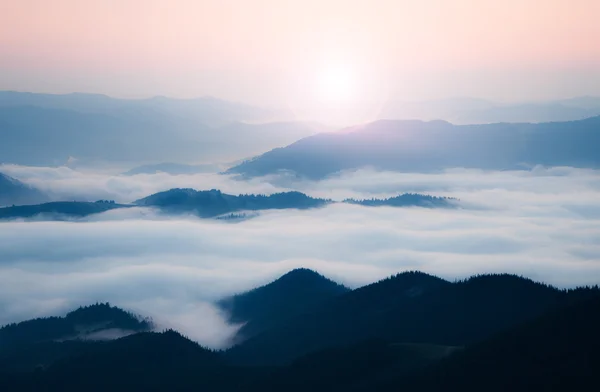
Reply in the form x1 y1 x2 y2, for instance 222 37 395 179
4 0 600 388
1 91 600 390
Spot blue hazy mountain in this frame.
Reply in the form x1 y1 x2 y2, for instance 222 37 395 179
0 92 325 165
380 96 600 124
0 91 289 127
228 117 600 179
134 189 331 217
0 172 48 207
0 201 128 220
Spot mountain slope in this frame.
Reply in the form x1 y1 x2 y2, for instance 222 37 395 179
0 303 153 373
218 269 350 342
0 330 256 392
225 273 594 366
369 293 600 392
0 173 47 207
228 117 600 178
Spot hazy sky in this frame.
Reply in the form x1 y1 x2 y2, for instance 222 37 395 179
1 0 599 106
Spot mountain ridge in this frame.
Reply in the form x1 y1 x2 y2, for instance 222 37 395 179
228 116 600 178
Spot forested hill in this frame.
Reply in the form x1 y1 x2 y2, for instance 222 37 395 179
0 303 152 350
218 269 350 342
134 189 331 217
344 193 456 208
0 272 598 391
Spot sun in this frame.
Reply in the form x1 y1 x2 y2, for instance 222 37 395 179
316 65 357 103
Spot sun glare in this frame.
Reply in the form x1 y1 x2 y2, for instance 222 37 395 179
317 65 357 103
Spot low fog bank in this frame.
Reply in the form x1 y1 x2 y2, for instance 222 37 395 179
0 165 599 348
2 163 600 206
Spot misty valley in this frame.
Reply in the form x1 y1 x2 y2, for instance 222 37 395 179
1 90 599 391
3 0 600 376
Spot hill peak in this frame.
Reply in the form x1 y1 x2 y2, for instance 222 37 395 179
218 269 349 342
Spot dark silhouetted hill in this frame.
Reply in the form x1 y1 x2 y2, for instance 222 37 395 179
0 330 259 392
228 117 600 178
0 200 129 220
0 303 152 351
366 293 600 392
225 272 598 366
0 273 599 392
218 269 350 342
0 173 48 207
246 339 461 392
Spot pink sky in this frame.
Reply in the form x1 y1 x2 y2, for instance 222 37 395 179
1 0 599 104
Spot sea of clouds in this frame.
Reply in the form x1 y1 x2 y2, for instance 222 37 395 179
1 164 599 348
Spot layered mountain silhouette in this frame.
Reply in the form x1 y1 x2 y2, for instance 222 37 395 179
218 269 349 342
224 272 594 366
228 117 600 178
0 92 325 165
0 190 455 220
0 270 598 391
0 91 288 127
0 172 47 207
134 189 455 218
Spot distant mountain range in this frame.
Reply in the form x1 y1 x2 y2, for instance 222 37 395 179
0 269 598 391
0 190 457 220
380 96 600 124
0 91 326 166
0 91 289 127
0 172 48 207
134 189 456 218
228 116 600 178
